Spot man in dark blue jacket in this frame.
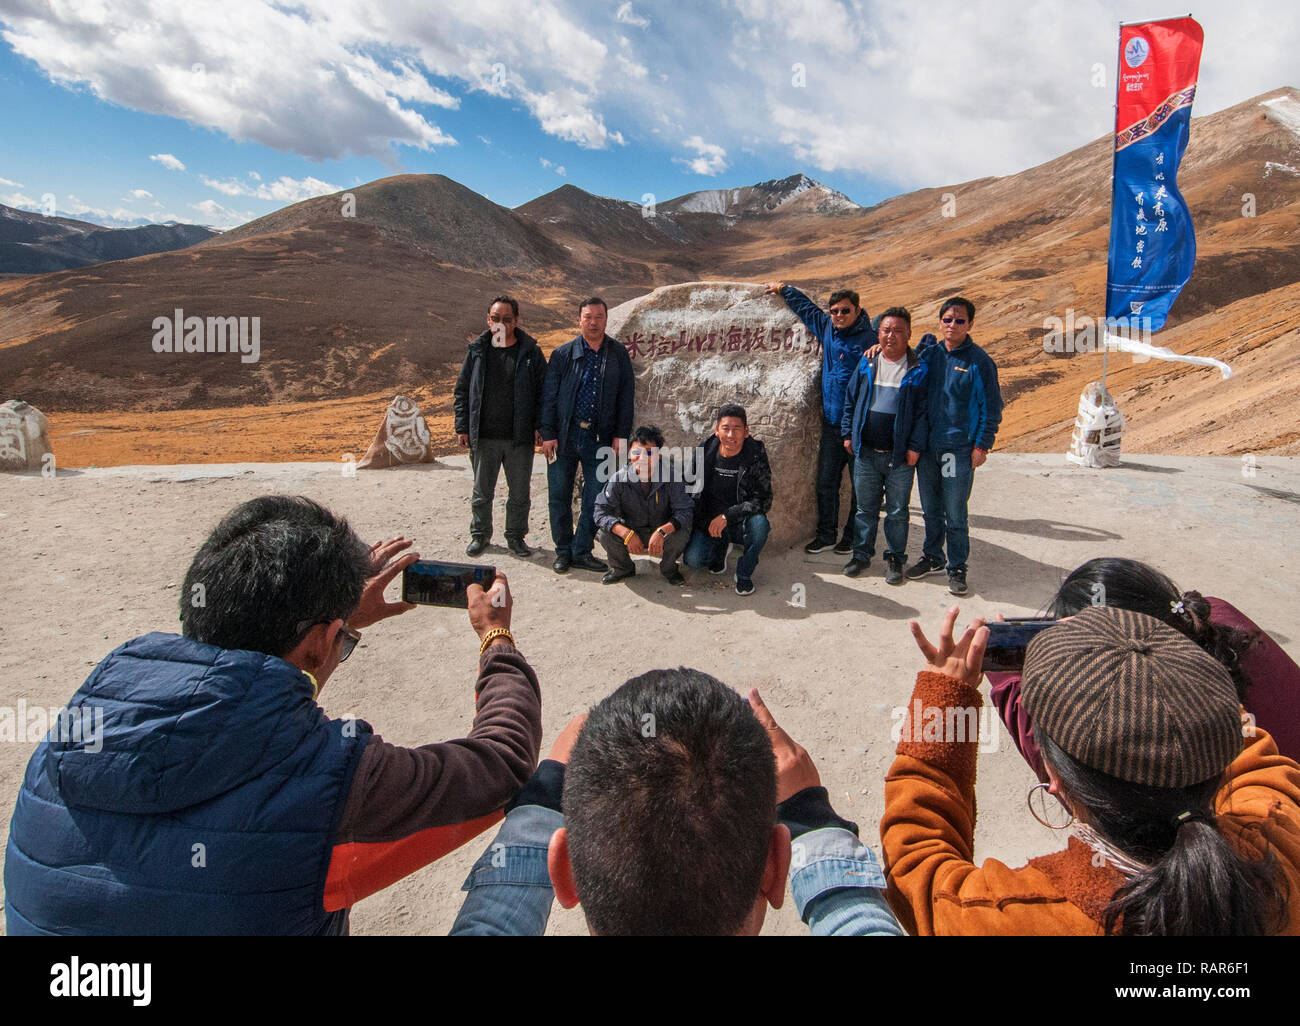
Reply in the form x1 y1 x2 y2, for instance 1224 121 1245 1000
539 297 635 575
765 281 875 554
5 496 541 935
905 297 1003 596
839 307 928 585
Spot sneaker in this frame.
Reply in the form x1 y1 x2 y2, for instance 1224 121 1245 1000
834 535 854 555
466 537 488 557
843 558 869 578
709 548 729 574
735 576 755 596
884 555 904 586
905 555 945 580
803 537 835 554
947 569 968 596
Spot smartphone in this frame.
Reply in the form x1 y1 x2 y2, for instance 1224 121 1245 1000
981 619 1059 673
401 559 496 608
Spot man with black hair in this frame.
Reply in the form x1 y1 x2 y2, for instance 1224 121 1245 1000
683 403 773 596
593 424 693 586
764 280 875 555
450 670 903 936
540 297 636 575
454 295 547 558
5 495 542 936
905 297 1002 597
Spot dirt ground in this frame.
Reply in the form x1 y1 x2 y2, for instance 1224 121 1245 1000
0 452 1296 935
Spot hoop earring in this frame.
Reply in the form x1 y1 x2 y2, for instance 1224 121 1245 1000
1027 782 1075 830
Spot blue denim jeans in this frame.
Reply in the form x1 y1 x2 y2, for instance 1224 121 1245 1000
815 419 856 542
915 448 975 571
684 514 770 582
547 425 603 559
852 450 915 562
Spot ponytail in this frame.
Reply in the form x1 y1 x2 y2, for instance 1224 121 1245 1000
1037 734 1287 936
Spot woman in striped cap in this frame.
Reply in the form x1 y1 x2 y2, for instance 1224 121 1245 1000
880 605 1300 935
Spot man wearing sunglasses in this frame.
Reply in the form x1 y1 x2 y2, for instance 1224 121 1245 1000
6 495 542 935
905 297 1003 596
764 280 875 556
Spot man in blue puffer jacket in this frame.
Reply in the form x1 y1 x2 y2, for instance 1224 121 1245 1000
904 297 1003 597
765 280 876 555
5 495 542 935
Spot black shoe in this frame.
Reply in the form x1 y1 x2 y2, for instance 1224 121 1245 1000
506 538 533 558
466 537 488 557
552 554 571 574
834 535 854 555
948 569 968 596
735 577 755 596
570 554 608 573
663 569 686 587
709 548 729 574
905 555 946 580
804 536 835 554
885 555 905 586
843 558 870 578
602 568 635 585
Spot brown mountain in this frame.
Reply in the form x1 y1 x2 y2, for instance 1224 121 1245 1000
1 87 1297 464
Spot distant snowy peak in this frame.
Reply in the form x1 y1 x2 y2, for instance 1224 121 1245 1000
661 174 860 218
1261 93 1300 143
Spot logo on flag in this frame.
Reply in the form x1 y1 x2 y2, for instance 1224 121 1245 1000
1129 302 1145 315
1125 37 1150 68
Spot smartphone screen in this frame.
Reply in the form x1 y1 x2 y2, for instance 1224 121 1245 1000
981 620 1059 673
401 560 496 608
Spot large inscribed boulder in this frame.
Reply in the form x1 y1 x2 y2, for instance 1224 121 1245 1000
357 394 439 469
0 399 53 473
607 282 834 550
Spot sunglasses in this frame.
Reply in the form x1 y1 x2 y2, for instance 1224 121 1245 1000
488 315 515 323
295 618 362 662
942 316 969 325
829 306 856 316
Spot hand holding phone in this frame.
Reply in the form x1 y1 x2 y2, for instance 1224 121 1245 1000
401 559 496 608
980 619 1058 673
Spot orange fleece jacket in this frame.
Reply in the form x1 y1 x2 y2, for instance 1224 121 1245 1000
881 671 1300 935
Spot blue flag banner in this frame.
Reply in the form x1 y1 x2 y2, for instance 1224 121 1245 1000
1105 18 1203 335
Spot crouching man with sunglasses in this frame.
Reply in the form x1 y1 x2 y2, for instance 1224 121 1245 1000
906 297 1003 598
5 495 542 936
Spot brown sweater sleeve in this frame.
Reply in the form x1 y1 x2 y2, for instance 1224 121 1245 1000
334 642 543 843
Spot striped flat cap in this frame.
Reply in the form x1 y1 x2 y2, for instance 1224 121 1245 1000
1020 606 1241 788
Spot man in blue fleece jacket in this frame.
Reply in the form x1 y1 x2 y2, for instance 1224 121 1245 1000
905 297 1003 596
765 281 876 554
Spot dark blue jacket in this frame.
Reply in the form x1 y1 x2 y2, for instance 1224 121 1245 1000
539 334 635 453
4 633 371 935
780 285 876 427
916 333 1003 452
840 347 929 468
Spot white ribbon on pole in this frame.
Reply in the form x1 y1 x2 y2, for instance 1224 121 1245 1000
1103 332 1233 379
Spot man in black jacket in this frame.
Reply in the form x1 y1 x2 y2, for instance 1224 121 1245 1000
454 296 547 558
683 404 774 596
539 297 636 574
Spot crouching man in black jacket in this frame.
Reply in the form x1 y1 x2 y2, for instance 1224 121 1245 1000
593 425 694 587
683 404 774 597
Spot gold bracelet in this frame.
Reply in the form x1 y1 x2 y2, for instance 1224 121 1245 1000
479 627 515 654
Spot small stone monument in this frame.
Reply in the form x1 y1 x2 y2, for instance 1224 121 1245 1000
0 399 53 473
357 395 439 469
606 282 829 550
1066 382 1125 468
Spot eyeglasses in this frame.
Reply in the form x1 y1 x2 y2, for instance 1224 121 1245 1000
829 306 855 316
942 316 969 325
294 618 362 662
488 315 515 324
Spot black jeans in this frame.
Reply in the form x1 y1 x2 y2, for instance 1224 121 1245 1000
598 526 688 576
469 438 535 542
815 419 857 542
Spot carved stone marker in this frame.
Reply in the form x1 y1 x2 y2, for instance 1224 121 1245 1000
606 282 831 550
358 394 438 469
0 399 53 473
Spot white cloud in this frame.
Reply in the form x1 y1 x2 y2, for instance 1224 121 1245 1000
0 176 24 187
555 165 567 177
128 188 153 200
191 198 253 228
539 157 552 168
201 174 341 202
2 192 38 209
616 3 650 28
61 194 154 226
150 153 186 171
675 135 728 176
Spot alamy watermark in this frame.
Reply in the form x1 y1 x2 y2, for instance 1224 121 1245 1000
152 307 261 363
1041 308 1152 362
0 701 103 752
890 699 999 753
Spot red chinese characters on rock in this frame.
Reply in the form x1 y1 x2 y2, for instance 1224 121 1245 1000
626 325 819 361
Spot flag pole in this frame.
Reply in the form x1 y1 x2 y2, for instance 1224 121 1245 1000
1102 19 1123 396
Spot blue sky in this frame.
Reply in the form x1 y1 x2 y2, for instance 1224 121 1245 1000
1 0 1295 229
